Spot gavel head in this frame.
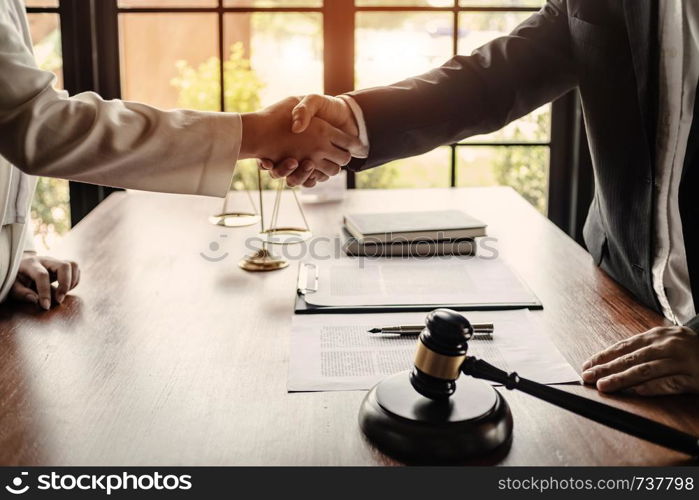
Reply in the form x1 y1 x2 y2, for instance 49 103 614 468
409 309 473 401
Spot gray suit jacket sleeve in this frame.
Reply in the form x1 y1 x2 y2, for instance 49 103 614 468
346 0 577 171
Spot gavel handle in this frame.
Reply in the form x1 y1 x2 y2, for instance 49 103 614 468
461 357 699 457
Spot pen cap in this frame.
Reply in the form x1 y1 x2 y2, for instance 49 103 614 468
410 309 472 400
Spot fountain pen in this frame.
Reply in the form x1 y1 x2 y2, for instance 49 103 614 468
368 322 494 336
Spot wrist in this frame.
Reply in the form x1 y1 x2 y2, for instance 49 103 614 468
240 112 265 159
339 95 369 158
337 96 359 137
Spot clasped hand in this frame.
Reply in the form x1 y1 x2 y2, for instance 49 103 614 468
242 95 359 187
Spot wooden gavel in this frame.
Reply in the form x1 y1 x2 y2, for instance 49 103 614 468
410 309 699 457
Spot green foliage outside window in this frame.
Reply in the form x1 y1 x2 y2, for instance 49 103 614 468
30 22 71 248
171 42 277 190
356 110 549 213
32 177 70 246
491 111 549 213
493 148 548 214
172 42 263 114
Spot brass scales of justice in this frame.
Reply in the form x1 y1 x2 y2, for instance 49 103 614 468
208 169 312 272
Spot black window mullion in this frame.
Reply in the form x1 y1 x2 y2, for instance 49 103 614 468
92 0 122 100
58 0 122 226
548 91 593 241
25 7 58 14
452 5 459 193
450 145 457 187
547 91 576 229
58 0 92 96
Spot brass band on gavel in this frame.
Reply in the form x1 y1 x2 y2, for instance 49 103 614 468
413 342 467 381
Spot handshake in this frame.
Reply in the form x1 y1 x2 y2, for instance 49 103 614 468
239 95 362 188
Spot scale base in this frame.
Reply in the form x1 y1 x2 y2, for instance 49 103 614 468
238 249 289 272
359 371 513 464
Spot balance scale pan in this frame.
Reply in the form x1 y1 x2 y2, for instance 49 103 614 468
209 212 261 228
258 227 312 245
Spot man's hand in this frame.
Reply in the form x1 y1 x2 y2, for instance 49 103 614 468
291 94 358 137
240 97 360 187
581 326 699 395
10 253 80 310
259 94 361 186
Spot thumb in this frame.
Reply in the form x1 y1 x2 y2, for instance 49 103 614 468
258 158 274 170
10 280 39 306
291 94 323 134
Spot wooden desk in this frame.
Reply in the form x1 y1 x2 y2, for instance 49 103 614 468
1 188 697 466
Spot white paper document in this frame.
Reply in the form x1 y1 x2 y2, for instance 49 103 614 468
287 309 580 392
300 257 539 307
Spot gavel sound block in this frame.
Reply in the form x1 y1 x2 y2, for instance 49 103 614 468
358 309 513 463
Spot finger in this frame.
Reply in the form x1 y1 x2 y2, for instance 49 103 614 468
9 281 39 306
258 159 274 170
268 158 299 179
315 160 342 178
285 160 315 187
69 261 80 290
302 170 330 188
628 375 694 396
330 127 362 155
581 344 666 384
595 359 678 393
303 177 317 188
46 260 71 304
324 145 352 168
582 330 657 370
26 263 52 310
73 266 81 289
313 171 330 183
292 94 323 133
300 164 327 188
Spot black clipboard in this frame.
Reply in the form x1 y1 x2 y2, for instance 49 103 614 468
294 262 543 315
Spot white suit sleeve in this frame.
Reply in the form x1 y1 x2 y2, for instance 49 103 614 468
0 15 239 197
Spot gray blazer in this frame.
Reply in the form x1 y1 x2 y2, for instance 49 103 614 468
346 0 699 330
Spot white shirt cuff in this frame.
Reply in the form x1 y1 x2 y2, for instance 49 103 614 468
339 95 369 159
198 112 241 198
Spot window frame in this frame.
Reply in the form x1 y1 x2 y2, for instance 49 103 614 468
30 1 589 238
27 0 122 226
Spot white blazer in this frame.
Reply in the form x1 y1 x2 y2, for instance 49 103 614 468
0 0 241 301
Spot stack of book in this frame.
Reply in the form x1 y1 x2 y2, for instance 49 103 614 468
341 209 486 257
